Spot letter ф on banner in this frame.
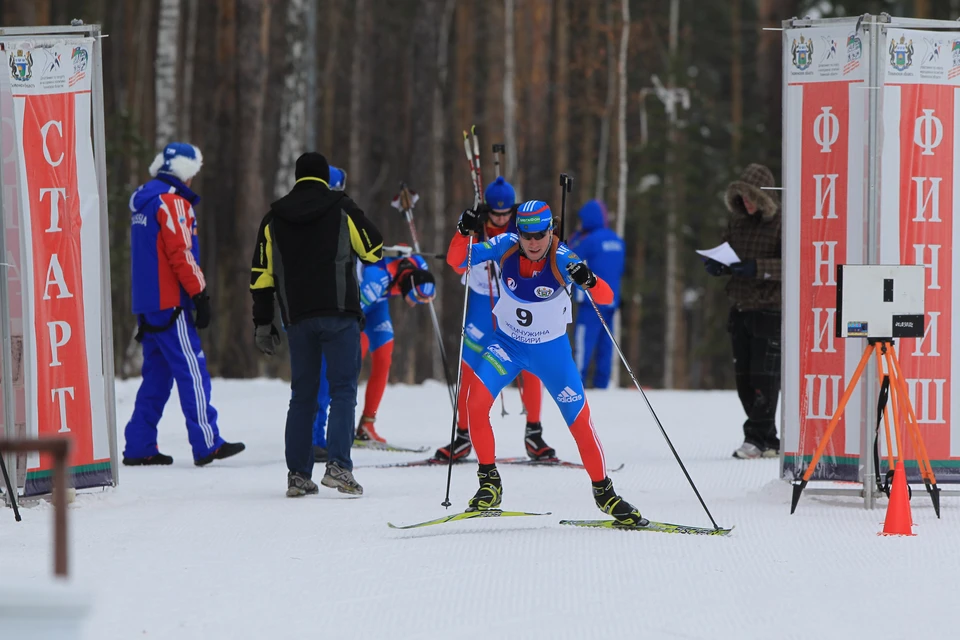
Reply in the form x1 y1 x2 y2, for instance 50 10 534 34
782 24 868 483
882 28 958 468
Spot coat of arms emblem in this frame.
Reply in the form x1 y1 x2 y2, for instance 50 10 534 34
791 35 814 70
889 36 914 71
9 49 33 82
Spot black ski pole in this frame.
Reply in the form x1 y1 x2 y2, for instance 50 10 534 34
492 143 505 179
581 287 724 531
0 450 21 522
558 173 572 241
395 183 457 412
442 232 475 508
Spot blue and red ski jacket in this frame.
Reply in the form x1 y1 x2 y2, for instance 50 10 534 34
129 175 206 314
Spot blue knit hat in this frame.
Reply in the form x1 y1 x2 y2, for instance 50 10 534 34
149 142 203 181
484 176 516 210
329 166 346 190
515 200 553 233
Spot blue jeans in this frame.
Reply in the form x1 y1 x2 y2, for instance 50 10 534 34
285 316 361 475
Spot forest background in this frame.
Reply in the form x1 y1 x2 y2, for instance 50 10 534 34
1 0 952 389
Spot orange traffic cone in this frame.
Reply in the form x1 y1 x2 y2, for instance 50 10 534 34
880 460 915 536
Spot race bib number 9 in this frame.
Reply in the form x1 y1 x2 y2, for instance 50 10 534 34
493 291 570 344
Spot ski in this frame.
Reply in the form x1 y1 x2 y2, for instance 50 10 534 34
559 519 733 536
388 509 551 530
352 440 430 454
358 456 624 471
497 457 625 472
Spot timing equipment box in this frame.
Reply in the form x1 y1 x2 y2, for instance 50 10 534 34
835 264 925 339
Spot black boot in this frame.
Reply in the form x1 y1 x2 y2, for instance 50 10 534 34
194 441 246 467
592 477 648 526
313 445 328 463
434 429 472 461
122 452 173 466
524 422 557 461
466 463 502 511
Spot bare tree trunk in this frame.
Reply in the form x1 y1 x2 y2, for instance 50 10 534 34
155 0 181 148
503 0 518 196
577 1 599 199
663 0 683 389
517 0 552 203
320 0 343 153
179 0 199 139
217 0 271 378
274 0 309 199
611 0 629 387
432 0 456 381
348 0 368 199
553 0 570 184
731 0 742 164
595 0 615 202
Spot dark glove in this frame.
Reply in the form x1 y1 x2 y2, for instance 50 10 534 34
703 259 731 277
255 324 281 356
457 208 484 236
192 290 211 329
565 262 597 288
730 259 757 278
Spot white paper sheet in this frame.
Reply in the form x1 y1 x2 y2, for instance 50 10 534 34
696 242 741 266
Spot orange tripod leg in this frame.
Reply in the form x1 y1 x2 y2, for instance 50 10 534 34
801 343 874 483
887 343 941 517
791 343 874 515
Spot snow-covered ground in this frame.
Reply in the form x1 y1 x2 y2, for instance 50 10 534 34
1 377 955 639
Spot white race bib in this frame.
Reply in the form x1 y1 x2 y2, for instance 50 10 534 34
493 288 571 344
461 262 501 297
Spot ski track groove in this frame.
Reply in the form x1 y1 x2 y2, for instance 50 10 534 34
2 379 956 639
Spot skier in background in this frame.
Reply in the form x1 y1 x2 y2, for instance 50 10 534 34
432 176 556 462
124 142 245 467
449 200 645 524
567 199 625 389
353 253 437 447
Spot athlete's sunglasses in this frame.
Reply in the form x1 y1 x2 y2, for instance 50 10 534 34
519 229 549 241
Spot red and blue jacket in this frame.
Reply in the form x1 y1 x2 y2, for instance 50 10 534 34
129 176 206 314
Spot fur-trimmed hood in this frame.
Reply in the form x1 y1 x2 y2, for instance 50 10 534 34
724 163 779 221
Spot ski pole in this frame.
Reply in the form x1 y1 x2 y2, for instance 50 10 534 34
492 143 505 179
443 232 475 509
582 288 723 531
558 173 572 242
463 131 481 208
395 183 457 412
0 449 20 522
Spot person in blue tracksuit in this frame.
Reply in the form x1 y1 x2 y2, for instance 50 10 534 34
567 199 625 389
311 166 347 462
124 142 245 467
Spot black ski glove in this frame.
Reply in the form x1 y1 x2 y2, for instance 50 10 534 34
566 262 597 288
703 259 730 277
730 259 757 278
192 290 211 329
457 208 484 236
255 324 281 356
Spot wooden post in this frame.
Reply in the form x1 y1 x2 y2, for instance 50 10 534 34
0 437 71 577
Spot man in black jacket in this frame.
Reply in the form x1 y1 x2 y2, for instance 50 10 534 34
250 152 383 497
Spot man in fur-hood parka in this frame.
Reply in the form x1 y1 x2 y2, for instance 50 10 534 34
703 163 782 459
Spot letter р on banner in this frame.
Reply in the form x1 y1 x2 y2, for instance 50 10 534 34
782 26 868 482
5 39 111 495
880 29 960 480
